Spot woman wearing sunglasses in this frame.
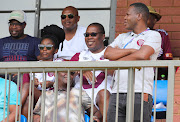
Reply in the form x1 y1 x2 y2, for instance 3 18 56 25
21 25 65 118
33 25 65 91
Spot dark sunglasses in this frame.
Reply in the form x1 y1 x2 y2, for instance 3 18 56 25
84 32 103 37
61 14 76 19
38 44 53 50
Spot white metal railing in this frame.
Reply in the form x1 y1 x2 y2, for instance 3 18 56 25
1 60 178 122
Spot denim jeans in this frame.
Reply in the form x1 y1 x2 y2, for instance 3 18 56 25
107 93 153 122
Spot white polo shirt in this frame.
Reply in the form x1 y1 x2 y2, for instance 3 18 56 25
109 29 161 95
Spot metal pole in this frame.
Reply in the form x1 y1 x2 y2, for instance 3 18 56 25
109 0 117 44
166 65 175 122
126 68 135 122
34 0 41 37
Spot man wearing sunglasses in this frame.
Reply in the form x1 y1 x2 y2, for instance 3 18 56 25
71 23 112 122
55 6 87 60
104 3 161 122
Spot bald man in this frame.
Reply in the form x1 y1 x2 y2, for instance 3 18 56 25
55 6 87 60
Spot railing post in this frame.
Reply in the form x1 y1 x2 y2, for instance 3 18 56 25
167 65 175 122
126 68 135 122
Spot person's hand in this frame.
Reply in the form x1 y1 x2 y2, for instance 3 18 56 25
83 71 97 83
92 116 100 122
34 78 39 87
45 81 54 88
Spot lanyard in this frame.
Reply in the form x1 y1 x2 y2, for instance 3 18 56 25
123 29 149 49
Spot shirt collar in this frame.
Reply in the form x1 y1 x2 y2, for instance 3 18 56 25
130 28 150 36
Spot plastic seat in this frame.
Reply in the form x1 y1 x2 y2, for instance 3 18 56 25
84 113 90 122
21 115 27 122
151 80 167 121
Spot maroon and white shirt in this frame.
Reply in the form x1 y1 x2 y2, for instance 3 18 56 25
71 49 109 89
156 29 173 60
156 29 173 80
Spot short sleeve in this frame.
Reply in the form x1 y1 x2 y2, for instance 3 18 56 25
9 81 20 105
70 53 80 61
143 31 161 54
82 90 91 110
23 73 30 84
160 31 173 60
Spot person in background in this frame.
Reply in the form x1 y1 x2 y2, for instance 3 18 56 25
55 6 87 60
147 6 173 80
33 71 102 122
0 78 20 122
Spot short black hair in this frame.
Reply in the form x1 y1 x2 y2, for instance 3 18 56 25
130 2 149 22
41 24 65 50
88 23 105 34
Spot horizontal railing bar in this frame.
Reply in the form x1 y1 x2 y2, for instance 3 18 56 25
0 68 118 73
0 60 179 69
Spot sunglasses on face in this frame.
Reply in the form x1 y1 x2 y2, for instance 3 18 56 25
38 44 54 50
83 32 103 37
61 14 76 19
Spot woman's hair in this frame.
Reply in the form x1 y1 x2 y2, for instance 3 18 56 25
41 24 65 50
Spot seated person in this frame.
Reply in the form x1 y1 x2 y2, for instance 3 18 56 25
70 23 112 121
32 25 65 90
21 25 65 118
0 78 20 122
33 71 102 122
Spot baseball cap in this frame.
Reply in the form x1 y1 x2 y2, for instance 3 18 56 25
147 6 162 21
8 10 27 23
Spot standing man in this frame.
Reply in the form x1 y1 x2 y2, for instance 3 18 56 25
104 3 161 122
147 6 173 80
55 6 87 60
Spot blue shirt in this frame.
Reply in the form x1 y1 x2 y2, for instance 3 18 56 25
0 78 20 121
0 35 40 61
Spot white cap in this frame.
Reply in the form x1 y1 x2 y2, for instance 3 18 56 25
9 10 27 23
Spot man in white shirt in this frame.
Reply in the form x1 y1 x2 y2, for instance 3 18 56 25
56 6 87 60
71 23 112 122
104 2 161 122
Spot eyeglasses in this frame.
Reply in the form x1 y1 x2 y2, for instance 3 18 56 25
61 14 76 19
8 22 23 27
84 32 103 37
38 44 54 50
